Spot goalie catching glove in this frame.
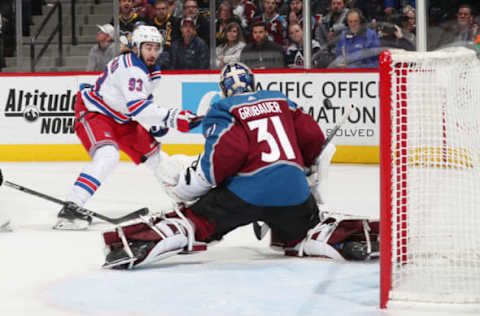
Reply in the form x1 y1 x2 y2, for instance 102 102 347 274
163 108 202 133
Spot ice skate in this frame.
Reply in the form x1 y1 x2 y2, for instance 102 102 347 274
53 202 92 230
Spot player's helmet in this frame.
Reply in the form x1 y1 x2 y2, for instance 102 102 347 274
131 25 163 54
219 62 255 97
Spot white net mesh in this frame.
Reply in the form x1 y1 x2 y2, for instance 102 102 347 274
387 47 480 304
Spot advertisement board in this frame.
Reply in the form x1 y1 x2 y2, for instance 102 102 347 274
0 70 379 162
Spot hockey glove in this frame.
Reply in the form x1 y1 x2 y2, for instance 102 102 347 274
164 108 202 133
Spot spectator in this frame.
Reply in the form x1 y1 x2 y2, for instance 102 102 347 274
429 4 479 50
216 1 243 45
384 0 415 16
112 0 145 36
313 0 348 68
251 0 287 47
133 0 156 21
399 7 416 45
286 0 315 30
240 21 286 69
231 0 257 30
169 16 209 69
334 8 380 68
87 24 118 71
150 0 181 49
183 0 210 46
215 0 243 46
215 22 246 68
286 23 321 68
376 13 415 51
403 6 416 36
453 4 479 42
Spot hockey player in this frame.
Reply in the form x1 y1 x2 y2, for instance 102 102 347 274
54 25 201 230
100 62 379 269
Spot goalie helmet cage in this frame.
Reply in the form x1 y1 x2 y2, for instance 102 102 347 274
379 48 480 309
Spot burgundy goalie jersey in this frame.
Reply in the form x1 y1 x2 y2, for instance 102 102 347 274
199 90 324 207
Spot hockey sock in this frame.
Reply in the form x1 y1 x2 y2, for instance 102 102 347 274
67 145 119 206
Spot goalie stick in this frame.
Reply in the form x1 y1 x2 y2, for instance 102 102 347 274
0 169 149 225
253 101 357 240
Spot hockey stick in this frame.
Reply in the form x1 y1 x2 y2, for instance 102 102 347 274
252 100 357 240
0 169 149 224
320 100 356 152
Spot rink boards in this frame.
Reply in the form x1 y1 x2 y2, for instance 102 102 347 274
0 69 379 163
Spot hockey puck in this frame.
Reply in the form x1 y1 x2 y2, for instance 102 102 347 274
323 98 333 109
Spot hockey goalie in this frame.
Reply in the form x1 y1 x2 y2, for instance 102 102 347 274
101 62 379 269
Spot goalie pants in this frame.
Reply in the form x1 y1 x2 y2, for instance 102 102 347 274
189 185 320 243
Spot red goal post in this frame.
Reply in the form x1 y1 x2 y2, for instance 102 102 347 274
379 48 480 309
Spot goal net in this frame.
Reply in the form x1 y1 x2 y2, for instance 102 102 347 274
379 47 480 308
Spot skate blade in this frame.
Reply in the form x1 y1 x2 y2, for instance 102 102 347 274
53 218 90 231
102 257 137 270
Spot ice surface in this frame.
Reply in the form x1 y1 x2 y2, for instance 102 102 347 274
0 162 477 316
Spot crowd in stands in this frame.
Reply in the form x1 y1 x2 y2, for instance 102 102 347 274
1 0 480 72
94 0 480 71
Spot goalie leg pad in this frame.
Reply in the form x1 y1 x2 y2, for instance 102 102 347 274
102 209 207 269
284 212 379 261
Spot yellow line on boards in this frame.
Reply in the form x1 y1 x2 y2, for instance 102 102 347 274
0 144 379 163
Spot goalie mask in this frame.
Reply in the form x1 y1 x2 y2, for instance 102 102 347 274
131 25 163 55
219 62 255 97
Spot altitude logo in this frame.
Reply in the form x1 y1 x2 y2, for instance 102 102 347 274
3 88 76 134
182 82 222 134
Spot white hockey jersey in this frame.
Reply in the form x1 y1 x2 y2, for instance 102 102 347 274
81 52 170 128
